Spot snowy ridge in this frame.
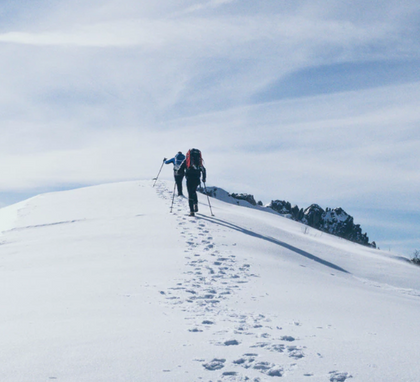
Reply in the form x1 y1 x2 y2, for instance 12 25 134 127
0 180 419 381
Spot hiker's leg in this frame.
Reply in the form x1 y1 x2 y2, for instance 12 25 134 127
186 178 195 212
175 174 183 195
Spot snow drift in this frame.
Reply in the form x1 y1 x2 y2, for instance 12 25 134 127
0 180 419 382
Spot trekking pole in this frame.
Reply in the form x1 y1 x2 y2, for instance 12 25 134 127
203 182 215 216
170 182 177 213
153 159 166 187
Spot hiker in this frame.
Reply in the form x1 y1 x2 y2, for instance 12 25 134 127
178 148 206 216
164 151 186 196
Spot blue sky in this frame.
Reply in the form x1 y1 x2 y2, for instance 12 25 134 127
0 0 419 256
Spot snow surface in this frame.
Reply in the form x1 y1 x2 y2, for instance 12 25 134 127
1 180 419 382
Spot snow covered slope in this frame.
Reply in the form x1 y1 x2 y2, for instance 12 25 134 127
0 180 419 382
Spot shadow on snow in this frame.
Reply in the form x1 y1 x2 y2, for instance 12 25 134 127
198 215 350 274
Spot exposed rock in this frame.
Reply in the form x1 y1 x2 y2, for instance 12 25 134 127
290 205 303 221
229 193 257 206
199 185 374 247
302 204 324 227
268 200 292 214
321 207 370 245
268 202 373 247
198 187 257 207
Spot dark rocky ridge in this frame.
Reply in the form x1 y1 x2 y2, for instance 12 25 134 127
268 200 374 247
229 193 258 206
201 187 375 248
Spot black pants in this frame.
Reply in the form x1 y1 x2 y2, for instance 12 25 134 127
186 176 200 212
174 173 184 196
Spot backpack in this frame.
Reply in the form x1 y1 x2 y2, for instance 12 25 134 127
186 148 203 169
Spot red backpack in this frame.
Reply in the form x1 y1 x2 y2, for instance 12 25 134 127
186 148 203 169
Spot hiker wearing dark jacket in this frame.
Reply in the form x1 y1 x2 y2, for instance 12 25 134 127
179 150 206 216
164 152 185 196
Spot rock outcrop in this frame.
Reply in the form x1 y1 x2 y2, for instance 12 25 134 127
229 193 257 206
268 202 373 247
199 187 260 207
200 186 374 247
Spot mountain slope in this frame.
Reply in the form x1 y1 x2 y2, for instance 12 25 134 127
0 180 419 382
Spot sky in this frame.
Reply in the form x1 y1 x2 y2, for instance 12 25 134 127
0 0 419 255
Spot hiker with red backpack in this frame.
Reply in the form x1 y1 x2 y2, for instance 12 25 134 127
178 148 207 216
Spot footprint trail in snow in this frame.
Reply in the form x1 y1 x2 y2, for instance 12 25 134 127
155 182 353 381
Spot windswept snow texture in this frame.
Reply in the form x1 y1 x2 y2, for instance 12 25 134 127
0 180 419 381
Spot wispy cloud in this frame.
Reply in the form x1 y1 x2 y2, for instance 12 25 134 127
0 0 419 254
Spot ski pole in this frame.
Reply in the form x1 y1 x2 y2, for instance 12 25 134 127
153 159 166 187
203 182 214 216
170 182 177 213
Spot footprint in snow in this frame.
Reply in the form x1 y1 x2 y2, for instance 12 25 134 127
329 371 353 381
203 358 226 370
233 353 258 367
281 335 295 342
157 184 350 381
233 354 284 378
219 339 241 346
287 345 305 359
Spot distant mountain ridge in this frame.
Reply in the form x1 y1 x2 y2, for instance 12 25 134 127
201 186 375 248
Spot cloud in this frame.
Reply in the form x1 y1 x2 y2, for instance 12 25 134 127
181 0 237 14
0 0 419 254
0 1 416 124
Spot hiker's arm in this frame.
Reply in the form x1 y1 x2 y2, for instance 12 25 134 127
202 167 207 183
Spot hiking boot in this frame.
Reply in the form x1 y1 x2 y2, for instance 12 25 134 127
194 204 198 212
189 211 195 217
